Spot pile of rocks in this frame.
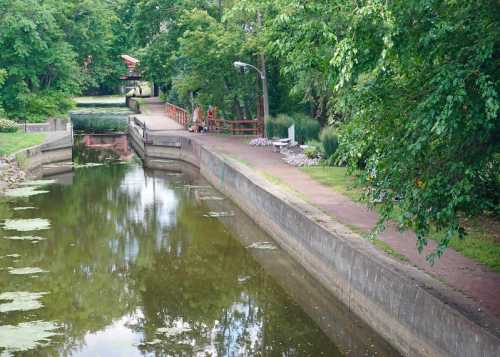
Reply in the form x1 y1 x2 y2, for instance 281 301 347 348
281 148 320 167
0 158 26 192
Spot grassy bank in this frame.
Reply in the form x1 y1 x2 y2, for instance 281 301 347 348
301 166 500 271
300 166 362 201
0 132 47 156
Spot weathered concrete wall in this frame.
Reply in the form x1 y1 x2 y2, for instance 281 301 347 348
127 97 141 113
128 125 500 357
11 131 73 178
16 118 70 133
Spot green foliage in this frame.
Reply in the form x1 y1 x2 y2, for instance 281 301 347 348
266 114 293 138
52 0 121 94
12 92 75 123
304 140 323 159
0 118 18 133
0 0 82 121
266 113 320 143
0 0 125 121
291 113 321 144
270 0 500 260
319 126 339 159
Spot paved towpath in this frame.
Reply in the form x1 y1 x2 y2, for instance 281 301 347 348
137 97 500 319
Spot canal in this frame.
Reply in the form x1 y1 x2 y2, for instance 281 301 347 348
0 134 399 356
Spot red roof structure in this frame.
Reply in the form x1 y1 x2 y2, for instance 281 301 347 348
120 54 141 80
121 54 139 70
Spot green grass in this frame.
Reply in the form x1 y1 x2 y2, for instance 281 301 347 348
372 239 410 263
0 132 47 156
302 165 500 271
430 219 500 272
300 166 362 201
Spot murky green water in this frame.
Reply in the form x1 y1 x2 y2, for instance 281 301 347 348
0 136 399 356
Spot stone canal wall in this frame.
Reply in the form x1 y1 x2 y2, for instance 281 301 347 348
9 131 73 179
128 119 500 357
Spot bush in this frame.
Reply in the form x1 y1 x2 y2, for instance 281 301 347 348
292 113 321 145
266 114 293 138
304 140 324 159
266 113 320 144
0 118 18 132
320 126 339 159
8 91 75 123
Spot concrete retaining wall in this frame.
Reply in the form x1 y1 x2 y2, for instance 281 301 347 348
16 118 70 133
129 123 500 357
11 131 73 178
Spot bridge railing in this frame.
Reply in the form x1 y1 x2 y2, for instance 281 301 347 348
208 118 263 136
165 102 189 127
165 102 263 136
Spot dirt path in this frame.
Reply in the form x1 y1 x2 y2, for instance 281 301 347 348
141 98 500 319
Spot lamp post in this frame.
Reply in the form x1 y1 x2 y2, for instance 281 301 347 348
233 61 269 137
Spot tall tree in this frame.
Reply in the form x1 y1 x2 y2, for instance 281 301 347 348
0 0 81 121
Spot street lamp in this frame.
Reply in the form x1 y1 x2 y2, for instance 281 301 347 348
233 61 269 137
233 61 264 79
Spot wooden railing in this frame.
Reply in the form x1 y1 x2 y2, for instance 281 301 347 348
165 102 263 136
208 118 263 136
165 102 189 127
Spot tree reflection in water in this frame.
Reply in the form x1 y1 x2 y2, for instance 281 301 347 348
0 137 393 356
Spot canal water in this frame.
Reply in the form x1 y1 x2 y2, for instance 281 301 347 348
0 135 399 356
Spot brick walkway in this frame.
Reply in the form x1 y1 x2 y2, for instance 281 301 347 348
139 97 500 319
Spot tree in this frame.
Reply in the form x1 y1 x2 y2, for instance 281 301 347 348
0 0 81 121
265 0 500 260
51 0 120 94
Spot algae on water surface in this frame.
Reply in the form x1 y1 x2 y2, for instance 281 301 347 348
2 219 50 232
0 292 48 313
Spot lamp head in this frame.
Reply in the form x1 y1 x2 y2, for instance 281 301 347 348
233 61 247 69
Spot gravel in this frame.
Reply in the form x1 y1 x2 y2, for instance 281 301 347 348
281 147 321 167
0 158 27 193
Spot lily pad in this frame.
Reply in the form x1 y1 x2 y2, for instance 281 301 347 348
19 180 56 187
0 292 48 313
2 236 45 241
203 211 234 218
199 196 224 201
142 338 162 346
8 267 48 275
0 254 21 260
12 207 36 211
247 242 277 250
3 187 49 198
156 323 192 337
3 219 50 232
0 321 60 353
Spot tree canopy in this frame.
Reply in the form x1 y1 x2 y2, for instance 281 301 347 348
0 0 126 121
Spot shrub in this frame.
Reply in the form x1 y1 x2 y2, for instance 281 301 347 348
304 140 324 159
11 91 75 123
320 126 339 159
292 113 321 144
266 113 320 144
0 118 18 132
266 114 293 138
